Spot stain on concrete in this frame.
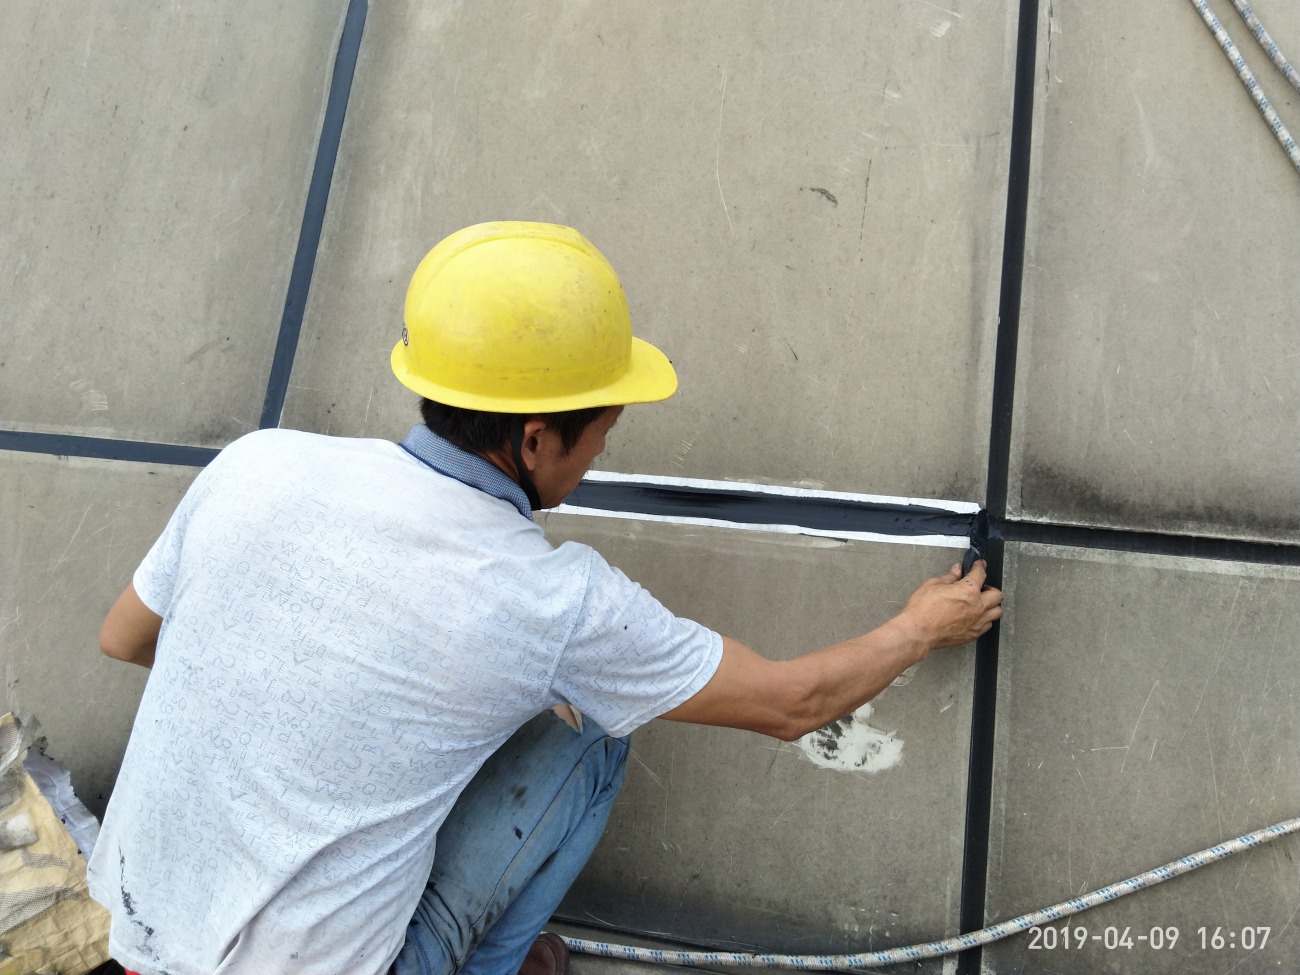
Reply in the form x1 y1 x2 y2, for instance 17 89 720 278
804 186 838 206
1022 461 1300 541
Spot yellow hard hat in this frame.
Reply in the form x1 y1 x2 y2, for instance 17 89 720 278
392 222 678 413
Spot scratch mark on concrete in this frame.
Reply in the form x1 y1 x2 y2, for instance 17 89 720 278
184 337 228 364
1205 728 1225 840
906 0 962 19
714 67 734 240
844 161 873 326
628 750 663 788
1188 580 1246 729
36 505 93 606
1119 680 1157 774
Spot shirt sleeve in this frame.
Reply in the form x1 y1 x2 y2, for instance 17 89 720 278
131 462 217 616
551 546 724 739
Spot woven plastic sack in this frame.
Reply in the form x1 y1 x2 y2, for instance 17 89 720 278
0 713 109 975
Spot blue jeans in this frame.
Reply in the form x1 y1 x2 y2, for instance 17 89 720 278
392 711 629 975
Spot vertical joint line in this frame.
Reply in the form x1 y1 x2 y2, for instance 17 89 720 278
959 0 1039 972
258 0 368 430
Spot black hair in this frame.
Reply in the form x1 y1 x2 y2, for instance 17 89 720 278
419 398 609 454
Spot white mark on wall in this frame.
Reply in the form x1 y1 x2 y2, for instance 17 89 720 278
796 703 903 774
525 193 567 222
881 86 903 103
670 435 696 473
930 20 953 38
1131 90 1158 175
71 378 108 413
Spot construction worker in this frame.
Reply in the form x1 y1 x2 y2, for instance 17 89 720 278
88 222 1002 975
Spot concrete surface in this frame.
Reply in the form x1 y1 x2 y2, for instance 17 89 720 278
0 451 199 816
0 0 346 446
985 543 1300 974
541 513 972 964
1011 0 1300 543
282 0 1016 502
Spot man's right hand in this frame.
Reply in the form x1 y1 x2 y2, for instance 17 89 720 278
885 560 1003 652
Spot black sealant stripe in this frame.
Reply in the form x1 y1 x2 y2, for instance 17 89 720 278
257 0 367 430
565 481 976 538
7 430 1300 569
0 431 219 468
957 0 1040 970
5 427 1298 578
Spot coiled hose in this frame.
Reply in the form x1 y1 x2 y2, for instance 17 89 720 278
561 815 1300 970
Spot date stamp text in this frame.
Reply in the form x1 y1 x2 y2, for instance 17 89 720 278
1027 925 1271 951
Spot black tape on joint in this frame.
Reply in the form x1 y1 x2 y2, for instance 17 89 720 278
961 510 998 577
565 480 978 540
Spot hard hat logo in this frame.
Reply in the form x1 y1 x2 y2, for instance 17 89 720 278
391 222 678 414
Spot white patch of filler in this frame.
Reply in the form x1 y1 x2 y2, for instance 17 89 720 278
796 703 903 773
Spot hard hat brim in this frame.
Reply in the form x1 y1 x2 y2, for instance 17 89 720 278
392 335 678 414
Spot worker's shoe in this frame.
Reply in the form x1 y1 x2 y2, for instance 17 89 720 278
518 932 569 975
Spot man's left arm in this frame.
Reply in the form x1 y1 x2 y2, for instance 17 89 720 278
100 583 163 669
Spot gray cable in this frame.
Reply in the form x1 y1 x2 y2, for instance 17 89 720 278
1187 0 1300 174
1230 0 1300 95
561 815 1300 970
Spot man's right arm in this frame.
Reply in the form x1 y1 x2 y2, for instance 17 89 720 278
100 583 163 669
659 561 1003 741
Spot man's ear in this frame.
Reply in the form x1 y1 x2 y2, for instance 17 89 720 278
517 417 551 473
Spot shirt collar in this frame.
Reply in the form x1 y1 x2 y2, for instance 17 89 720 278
399 425 533 520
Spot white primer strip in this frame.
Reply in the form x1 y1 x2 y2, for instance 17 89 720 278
551 503 970 549
581 469 981 514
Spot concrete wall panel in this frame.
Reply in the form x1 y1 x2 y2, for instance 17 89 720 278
985 544 1300 974
539 513 974 959
1 452 199 817
0 1 346 445
1012 0 1300 543
284 0 1015 501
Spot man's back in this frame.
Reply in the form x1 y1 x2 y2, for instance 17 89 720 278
87 428 704 973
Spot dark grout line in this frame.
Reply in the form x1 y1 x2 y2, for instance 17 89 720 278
258 0 368 430
957 0 1040 970
0 431 219 468
1002 518 1300 566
